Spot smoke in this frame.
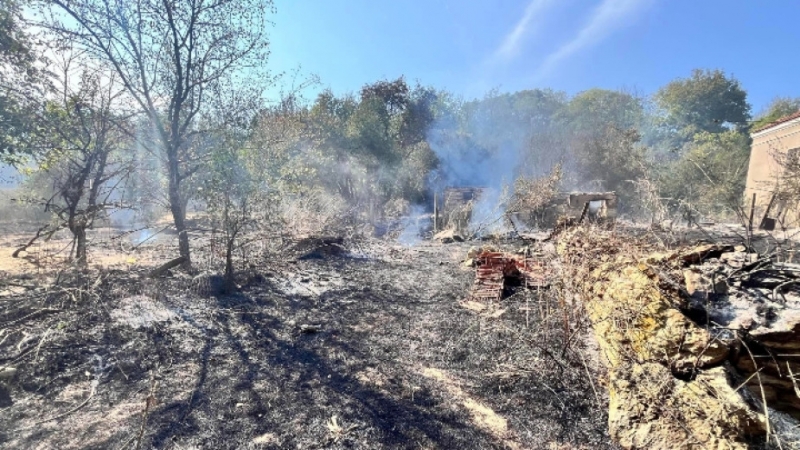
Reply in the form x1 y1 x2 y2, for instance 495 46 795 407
397 204 428 246
429 139 521 191
133 228 154 245
467 187 508 234
427 119 525 236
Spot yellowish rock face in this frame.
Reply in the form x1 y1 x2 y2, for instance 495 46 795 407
557 228 765 449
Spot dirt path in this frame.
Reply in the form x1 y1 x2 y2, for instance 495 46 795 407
0 240 615 449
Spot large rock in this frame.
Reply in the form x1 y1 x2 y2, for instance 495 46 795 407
557 229 766 449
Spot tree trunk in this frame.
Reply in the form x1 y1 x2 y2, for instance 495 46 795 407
74 225 87 267
224 236 235 293
167 158 191 268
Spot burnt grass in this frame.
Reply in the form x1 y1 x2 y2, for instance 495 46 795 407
0 238 616 449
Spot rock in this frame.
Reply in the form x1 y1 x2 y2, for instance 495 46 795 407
683 269 709 295
679 244 734 265
466 245 499 260
749 311 800 350
720 251 758 269
0 367 17 382
608 364 762 450
300 324 321 334
434 229 464 243
683 269 728 296
557 229 767 449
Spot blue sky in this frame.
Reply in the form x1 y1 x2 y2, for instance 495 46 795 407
268 0 800 114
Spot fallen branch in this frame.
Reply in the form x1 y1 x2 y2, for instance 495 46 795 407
148 256 187 278
0 308 62 327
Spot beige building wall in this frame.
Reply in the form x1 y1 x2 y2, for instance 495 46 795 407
745 116 800 227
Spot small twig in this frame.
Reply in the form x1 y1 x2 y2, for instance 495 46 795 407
578 350 601 407
0 308 62 327
773 280 799 303
134 375 158 450
34 327 54 360
739 338 771 443
787 362 800 400
12 382 96 432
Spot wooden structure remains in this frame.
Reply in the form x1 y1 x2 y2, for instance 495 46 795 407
435 187 486 233
433 187 618 233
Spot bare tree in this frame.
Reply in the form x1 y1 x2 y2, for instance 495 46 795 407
15 56 132 266
35 0 273 267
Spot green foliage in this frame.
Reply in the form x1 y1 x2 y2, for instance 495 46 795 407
752 97 800 130
300 78 441 216
659 130 750 217
0 0 33 71
566 89 644 134
654 69 751 148
575 126 648 210
0 0 39 162
565 89 647 200
462 89 567 157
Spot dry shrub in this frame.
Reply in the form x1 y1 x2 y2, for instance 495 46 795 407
278 190 356 238
508 163 562 215
630 177 668 225
383 198 411 221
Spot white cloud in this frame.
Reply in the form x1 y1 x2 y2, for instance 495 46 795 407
535 0 653 78
493 0 557 62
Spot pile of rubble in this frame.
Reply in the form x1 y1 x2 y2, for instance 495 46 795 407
552 227 800 449
681 244 800 419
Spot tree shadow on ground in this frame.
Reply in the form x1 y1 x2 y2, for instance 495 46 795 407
144 271 503 449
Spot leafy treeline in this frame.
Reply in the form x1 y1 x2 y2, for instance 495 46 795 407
249 69 771 221
2 0 800 268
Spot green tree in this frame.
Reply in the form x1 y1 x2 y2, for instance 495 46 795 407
575 126 647 210
565 88 644 134
654 69 751 148
39 0 273 267
752 97 800 130
565 89 646 196
305 78 440 214
0 0 40 161
660 130 750 218
201 133 254 292
16 62 132 266
461 90 566 150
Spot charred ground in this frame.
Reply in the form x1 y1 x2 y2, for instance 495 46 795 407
0 231 614 450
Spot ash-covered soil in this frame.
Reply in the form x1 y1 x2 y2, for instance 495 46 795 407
0 237 615 449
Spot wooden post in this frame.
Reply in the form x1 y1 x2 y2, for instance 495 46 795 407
433 192 439 232
748 193 757 232
759 193 777 229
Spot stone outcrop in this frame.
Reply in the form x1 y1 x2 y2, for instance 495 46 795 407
557 229 767 449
